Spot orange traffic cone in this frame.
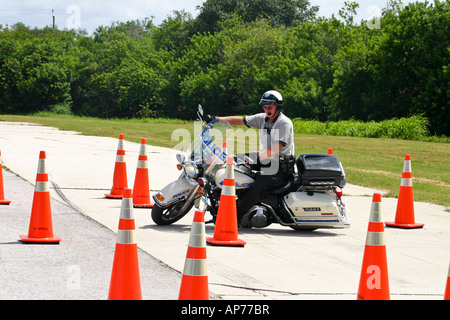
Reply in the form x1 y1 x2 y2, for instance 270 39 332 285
444 261 450 300
357 193 389 300
20 151 61 244
132 138 153 208
179 210 209 300
0 151 11 205
327 148 333 154
108 188 142 300
105 134 128 199
206 156 246 247
385 154 424 229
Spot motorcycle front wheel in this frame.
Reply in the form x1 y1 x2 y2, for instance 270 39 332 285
151 201 194 225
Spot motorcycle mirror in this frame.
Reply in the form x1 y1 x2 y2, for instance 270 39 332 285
198 104 204 116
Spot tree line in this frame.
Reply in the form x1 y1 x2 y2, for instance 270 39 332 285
0 0 448 136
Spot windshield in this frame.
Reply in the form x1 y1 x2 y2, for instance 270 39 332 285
190 120 229 167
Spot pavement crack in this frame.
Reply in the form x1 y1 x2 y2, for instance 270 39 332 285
210 283 444 297
50 181 87 216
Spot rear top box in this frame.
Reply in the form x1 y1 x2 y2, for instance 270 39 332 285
296 154 345 187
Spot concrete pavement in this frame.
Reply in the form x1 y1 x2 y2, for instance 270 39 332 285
0 121 448 299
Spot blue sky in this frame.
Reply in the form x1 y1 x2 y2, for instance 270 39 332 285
0 0 427 34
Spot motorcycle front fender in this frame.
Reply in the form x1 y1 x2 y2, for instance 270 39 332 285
153 178 197 207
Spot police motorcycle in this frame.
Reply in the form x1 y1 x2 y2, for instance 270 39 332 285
151 105 350 231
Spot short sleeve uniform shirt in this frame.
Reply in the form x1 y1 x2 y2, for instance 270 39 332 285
244 112 295 157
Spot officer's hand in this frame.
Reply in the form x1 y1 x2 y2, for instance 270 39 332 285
204 114 217 124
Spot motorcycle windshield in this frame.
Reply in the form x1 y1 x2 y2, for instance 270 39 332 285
191 120 229 167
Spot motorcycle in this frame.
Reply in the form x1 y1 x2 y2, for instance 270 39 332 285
151 105 350 231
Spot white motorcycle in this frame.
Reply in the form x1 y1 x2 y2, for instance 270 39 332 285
151 106 350 231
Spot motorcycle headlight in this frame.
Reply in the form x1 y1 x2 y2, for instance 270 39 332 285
184 161 199 179
176 153 186 164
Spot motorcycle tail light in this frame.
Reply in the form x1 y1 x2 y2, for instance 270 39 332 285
335 187 343 198
198 178 205 187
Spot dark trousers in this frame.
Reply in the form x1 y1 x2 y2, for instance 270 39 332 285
237 167 289 218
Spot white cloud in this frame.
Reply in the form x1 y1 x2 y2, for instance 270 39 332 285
0 0 431 34
313 0 433 21
0 0 203 33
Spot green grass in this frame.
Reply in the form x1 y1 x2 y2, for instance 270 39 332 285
292 116 449 142
296 134 449 208
1 113 449 210
0 113 192 148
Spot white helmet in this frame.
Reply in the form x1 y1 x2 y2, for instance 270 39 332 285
259 90 283 109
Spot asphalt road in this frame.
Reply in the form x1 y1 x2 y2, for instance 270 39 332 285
0 121 448 300
0 168 183 300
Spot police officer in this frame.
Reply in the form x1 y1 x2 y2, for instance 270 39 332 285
205 90 295 226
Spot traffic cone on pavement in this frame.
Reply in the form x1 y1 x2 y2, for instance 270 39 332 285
357 193 389 300
327 148 333 154
108 188 142 300
105 134 128 199
179 210 209 300
20 151 61 244
0 151 11 205
385 154 424 229
444 261 450 300
132 138 153 208
206 156 246 247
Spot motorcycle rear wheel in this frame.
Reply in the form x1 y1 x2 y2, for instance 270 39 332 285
151 201 194 225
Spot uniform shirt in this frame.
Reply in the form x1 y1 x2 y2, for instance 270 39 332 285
244 112 295 158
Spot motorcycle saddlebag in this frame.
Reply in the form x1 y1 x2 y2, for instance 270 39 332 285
296 154 344 187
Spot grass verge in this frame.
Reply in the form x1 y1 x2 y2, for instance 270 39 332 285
1 114 448 210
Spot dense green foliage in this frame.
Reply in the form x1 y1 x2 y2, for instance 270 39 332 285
292 115 446 141
0 0 448 136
